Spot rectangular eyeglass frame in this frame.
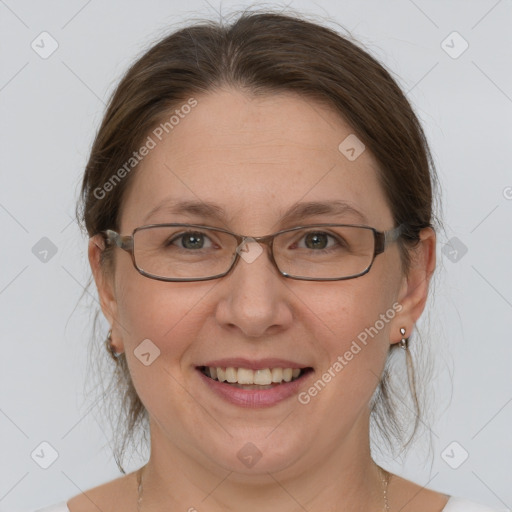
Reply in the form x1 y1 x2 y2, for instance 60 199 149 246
95 222 406 282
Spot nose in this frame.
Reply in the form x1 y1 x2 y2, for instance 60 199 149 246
214 240 294 338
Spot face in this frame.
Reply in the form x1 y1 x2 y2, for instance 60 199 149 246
91 88 432 479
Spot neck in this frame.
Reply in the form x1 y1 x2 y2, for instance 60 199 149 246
136 414 389 512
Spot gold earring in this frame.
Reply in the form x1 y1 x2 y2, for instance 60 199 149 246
105 329 122 361
399 327 408 350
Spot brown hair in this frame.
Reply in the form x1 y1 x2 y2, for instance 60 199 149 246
76 8 441 472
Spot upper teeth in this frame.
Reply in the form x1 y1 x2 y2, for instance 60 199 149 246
207 367 301 385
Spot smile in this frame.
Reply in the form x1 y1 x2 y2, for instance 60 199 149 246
196 365 314 407
198 366 312 388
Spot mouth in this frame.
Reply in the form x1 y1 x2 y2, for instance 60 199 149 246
196 365 314 390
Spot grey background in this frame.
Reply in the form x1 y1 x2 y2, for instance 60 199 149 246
1 1 511 511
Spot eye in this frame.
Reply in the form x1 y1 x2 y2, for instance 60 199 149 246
298 231 340 250
169 231 214 250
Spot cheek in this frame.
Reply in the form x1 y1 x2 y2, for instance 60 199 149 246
115 274 217 365
296 283 397 428
114 278 215 420
298 279 398 354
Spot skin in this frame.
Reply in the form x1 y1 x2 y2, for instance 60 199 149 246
76 88 445 512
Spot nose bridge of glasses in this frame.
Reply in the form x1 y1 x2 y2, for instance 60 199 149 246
229 233 280 276
244 233 274 249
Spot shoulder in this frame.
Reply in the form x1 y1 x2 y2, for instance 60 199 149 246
65 471 138 512
442 496 510 512
388 473 450 512
387 473 508 512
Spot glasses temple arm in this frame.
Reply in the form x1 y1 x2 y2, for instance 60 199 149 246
103 229 134 251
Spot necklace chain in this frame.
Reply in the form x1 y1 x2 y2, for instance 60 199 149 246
380 465 391 512
136 463 390 511
137 465 143 511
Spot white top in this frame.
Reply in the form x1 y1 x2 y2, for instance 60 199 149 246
33 496 511 511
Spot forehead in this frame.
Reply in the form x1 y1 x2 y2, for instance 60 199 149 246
119 88 393 233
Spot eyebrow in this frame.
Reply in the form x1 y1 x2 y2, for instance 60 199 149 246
142 199 368 225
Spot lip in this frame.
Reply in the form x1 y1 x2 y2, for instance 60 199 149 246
199 358 308 370
196 367 314 408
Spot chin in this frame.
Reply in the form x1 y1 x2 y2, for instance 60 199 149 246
199 431 305 477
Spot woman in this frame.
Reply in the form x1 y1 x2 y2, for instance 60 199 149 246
35 9 508 512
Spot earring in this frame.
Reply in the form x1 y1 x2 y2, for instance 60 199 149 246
398 327 408 350
105 329 122 361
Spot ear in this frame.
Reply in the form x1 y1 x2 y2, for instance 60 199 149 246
389 227 436 344
88 235 125 354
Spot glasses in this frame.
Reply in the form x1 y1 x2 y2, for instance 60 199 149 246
95 223 405 282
